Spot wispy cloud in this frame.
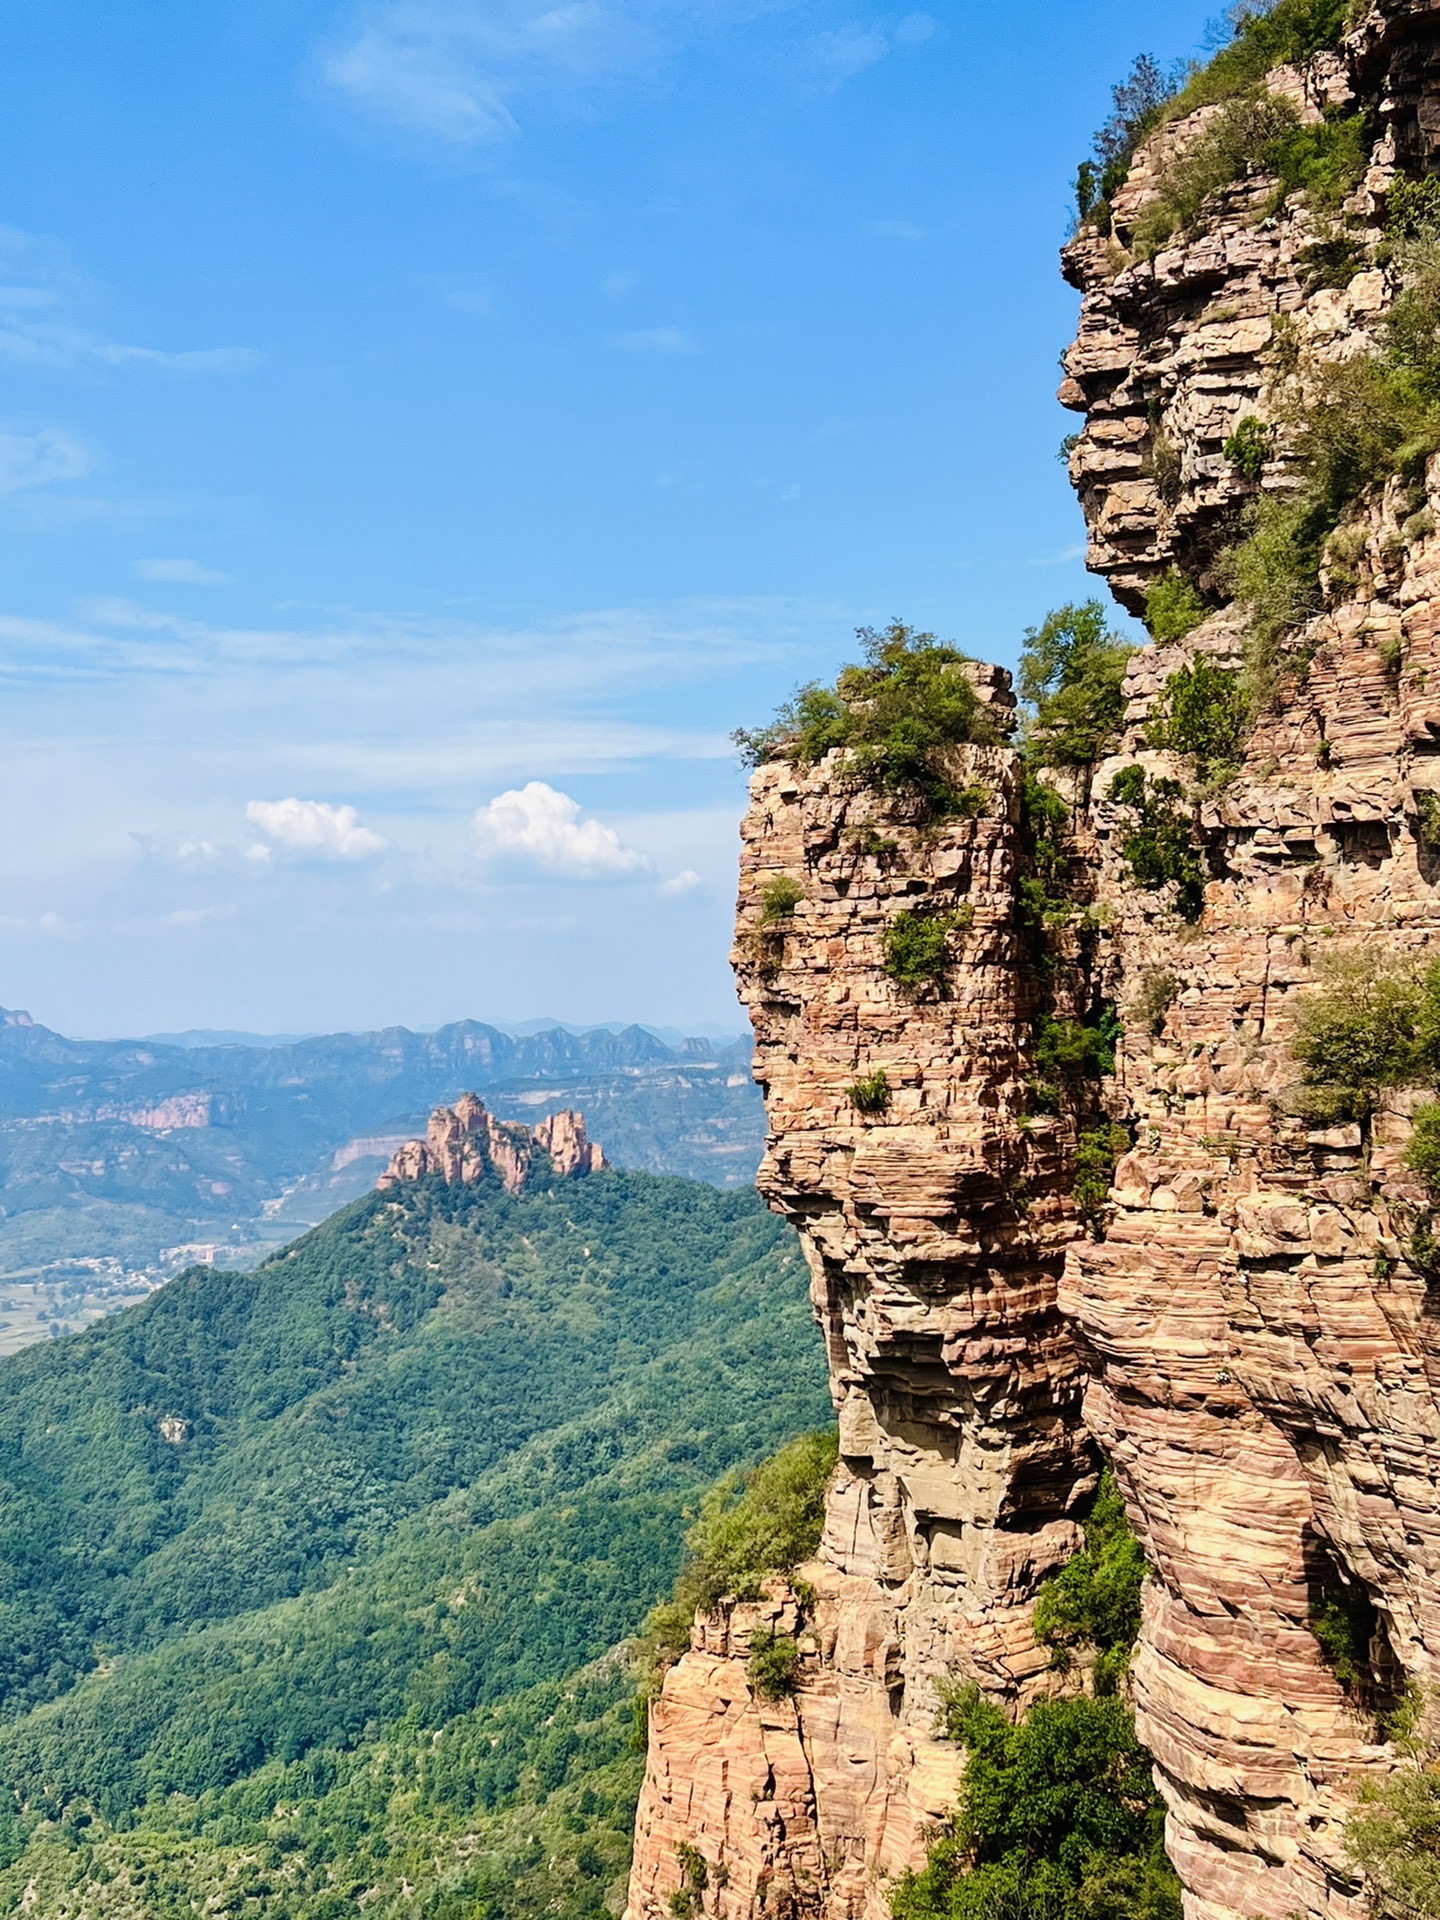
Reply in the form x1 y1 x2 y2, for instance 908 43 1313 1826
135 558 233 586
0 427 91 494
473 781 651 877
608 326 697 354
813 11 934 86
868 219 925 241
321 2 939 146
321 0 657 143
0 232 258 378
161 902 238 928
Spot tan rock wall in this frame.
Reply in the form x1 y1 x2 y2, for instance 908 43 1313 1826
629 10 1440 1920
628 674 1098 1920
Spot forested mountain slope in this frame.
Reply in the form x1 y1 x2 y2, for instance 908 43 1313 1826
0 1160 829 1916
0 1008 764 1346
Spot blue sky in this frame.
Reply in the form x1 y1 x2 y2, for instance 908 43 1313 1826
0 0 1210 1038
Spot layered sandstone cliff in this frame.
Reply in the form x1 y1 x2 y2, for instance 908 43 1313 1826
629 11 1440 1920
378 1094 604 1194
629 3 1440 1920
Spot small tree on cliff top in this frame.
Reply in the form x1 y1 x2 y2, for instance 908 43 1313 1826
733 623 1010 815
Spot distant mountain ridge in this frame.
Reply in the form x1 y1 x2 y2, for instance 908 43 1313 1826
0 1009 765 1323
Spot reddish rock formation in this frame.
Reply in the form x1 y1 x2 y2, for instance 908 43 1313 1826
629 11 1440 1920
377 1093 604 1195
628 669 1100 1920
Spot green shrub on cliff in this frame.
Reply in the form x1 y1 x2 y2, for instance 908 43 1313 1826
1144 573 1208 645
1019 601 1135 772
893 1686 1179 1920
1033 1471 1147 1694
733 623 1008 815
1171 0 1357 116
1105 768 1205 921
1290 953 1440 1105
1148 656 1248 780
1075 56 1180 229
883 906 973 993
1346 1728 1440 1920
893 1474 1177 1920
665 1427 838 1615
747 1630 801 1701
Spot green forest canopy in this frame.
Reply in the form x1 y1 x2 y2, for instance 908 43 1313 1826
0 1164 831 1917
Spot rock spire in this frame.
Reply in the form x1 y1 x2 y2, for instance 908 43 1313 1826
377 1093 605 1195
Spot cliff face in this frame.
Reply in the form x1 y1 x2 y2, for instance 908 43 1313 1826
378 1094 604 1194
629 10 1440 1920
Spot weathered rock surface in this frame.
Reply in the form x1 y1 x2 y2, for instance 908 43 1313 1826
627 670 1100 1920
378 1093 604 1194
629 10 1440 1920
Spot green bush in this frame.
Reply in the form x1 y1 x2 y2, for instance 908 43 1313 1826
1290 953 1440 1101
670 1841 709 1919
1269 111 1370 212
1133 968 1180 1037
1106 768 1205 921
1149 657 1248 778
670 1429 838 1614
1018 776 1075 951
1076 56 1180 230
847 825 900 862
894 1685 1178 1920
1408 1102 1440 1198
1224 414 1271 481
1223 205 1440 657
847 1070 892 1116
1073 1126 1131 1233
746 1631 800 1702
757 875 804 927
882 908 971 993
1033 1472 1147 1695
1133 89 1301 255
1167 0 1355 117
734 623 1006 815
1035 1010 1122 1089
1144 573 1208 644
1346 1738 1440 1920
1020 601 1135 771
1309 1587 1379 1694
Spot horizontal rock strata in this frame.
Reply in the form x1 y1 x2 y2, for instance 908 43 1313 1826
630 10 1440 1920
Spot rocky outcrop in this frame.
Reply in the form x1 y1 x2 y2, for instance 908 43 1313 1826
628 669 1101 1920
628 11 1440 1920
377 1094 604 1194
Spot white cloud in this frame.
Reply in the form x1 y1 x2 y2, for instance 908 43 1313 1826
135 557 233 585
869 219 925 241
608 326 697 353
0 910 72 935
0 427 91 494
326 25 520 140
161 903 238 927
246 797 389 860
814 11 936 86
0 228 257 377
660 868 702 895
320 0 661 144
474 781 651 877
0 321 257 376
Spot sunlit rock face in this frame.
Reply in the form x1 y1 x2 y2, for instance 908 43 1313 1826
629 9 1440 1920
378 1094 604 1194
